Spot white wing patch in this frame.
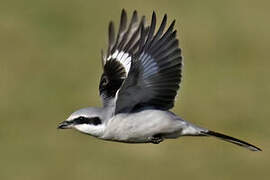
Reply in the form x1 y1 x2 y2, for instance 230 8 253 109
107 50 131 74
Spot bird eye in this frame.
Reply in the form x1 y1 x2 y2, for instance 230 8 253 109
76 116 86 124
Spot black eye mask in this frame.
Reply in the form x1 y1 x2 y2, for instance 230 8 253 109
73 117 102 126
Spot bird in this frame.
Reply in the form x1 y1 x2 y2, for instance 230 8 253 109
57 9 261 151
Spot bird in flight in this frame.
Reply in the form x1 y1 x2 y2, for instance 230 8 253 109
58 9 261 151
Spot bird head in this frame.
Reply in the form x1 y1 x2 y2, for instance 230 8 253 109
58 107 106 137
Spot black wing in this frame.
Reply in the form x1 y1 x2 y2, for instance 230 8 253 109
99 10 146 106
115 12 182 113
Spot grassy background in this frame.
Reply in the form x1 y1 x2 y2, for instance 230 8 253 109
1 0 269 179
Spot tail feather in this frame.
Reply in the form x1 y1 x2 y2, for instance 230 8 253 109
203 130 261 151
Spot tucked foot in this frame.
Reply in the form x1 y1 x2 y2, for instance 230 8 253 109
148 135 164 144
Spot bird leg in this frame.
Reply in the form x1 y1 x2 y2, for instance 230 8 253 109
149 134 164 144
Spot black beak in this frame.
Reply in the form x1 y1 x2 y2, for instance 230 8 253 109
57 121 72 129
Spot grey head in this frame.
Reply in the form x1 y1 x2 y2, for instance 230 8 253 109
58 107 108 137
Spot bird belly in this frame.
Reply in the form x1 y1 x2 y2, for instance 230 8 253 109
101 110 185 143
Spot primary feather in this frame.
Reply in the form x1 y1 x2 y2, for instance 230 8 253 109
115 11 182 114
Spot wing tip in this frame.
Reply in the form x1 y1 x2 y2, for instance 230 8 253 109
121 8 127 17
108 21 115 34
171 19 176 28
108 21 115 53
133 10 138 16
152 11 156 20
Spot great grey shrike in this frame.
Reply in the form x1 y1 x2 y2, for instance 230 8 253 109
58 10 261 151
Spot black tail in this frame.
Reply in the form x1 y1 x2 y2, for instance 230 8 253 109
203 130 261 151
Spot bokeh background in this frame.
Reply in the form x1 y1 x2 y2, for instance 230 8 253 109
1 0 269 179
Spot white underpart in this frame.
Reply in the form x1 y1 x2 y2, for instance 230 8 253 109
181 124 202 136
74 124 106 137
107 50 131 74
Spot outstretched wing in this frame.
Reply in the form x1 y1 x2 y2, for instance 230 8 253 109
115 12 182 114
99 10 146 106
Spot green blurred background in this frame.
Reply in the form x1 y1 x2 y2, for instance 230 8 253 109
1 0 269 179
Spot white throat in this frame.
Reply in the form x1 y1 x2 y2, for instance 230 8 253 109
74 124 106 137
